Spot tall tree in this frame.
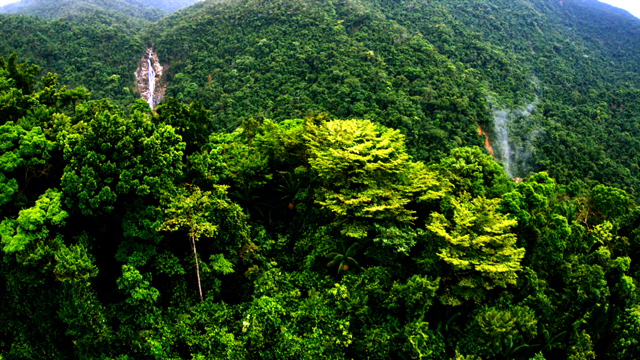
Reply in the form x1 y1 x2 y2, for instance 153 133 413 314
427 193 525 305
304 118 448 239
158 184 226 302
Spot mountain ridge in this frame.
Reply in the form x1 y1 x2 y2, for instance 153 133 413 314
0 0 167 21
0 0 203 23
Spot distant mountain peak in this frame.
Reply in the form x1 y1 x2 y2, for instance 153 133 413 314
134 0 202 13
0 0 202 20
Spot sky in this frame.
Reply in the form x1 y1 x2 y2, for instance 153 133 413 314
600 0 640 19
0 0 637 19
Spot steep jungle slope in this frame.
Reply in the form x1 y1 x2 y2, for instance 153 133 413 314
360 0 640 193
151 0 490 162
437 0 640 193
2 0 639 196
151 0 640 197
0 15 145 107
0 0 204 30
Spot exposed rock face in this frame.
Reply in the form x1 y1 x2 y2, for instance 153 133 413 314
135 48 166 109
478 124 494 157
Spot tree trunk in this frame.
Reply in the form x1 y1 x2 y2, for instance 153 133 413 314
191 235 203 302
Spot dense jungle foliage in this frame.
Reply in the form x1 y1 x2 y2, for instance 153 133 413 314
1 52 640 359
149 0 640 197
0 0 166 29
1 0 640 359
0 15 145 104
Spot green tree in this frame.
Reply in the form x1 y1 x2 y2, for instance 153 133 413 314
326 242 360 276
0 121 55 207
159 184 230 302
459 305 538 359
61 106 184 215
58 86 90 115
0 189 67 254
155 98 211 154
605 305 640 359
0 53 40 95
436 146 513 198
428 194 525 305
591 184 629 221
304 118 448 238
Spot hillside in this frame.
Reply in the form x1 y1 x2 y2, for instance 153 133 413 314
151 0 640 196
0 0 203 19
0 15 145 106
0 0 201 31
0 0 638 193
152 0 489 162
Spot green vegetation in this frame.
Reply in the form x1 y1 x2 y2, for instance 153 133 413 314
152 0 489 163
149 0 640 198
2 0 640 197
1 53 640 359
1 0 640 358
0 15 145 107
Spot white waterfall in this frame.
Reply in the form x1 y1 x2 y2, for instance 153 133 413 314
147 52 155 109
490 96 540 178
135 49 165 109
493 110 513 177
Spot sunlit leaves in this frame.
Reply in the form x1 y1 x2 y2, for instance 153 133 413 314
305 118 447 238
159 184 223 242
591 185 629 220
117 264 159 305
53 243 98 284
460 305 538 359
428 194 524 305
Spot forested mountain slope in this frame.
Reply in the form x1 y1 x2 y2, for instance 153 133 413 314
150 0 640 197
0 0 203 21
0 15 145 106
1 0 639 197
151 0 489 162
423 0 640 192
